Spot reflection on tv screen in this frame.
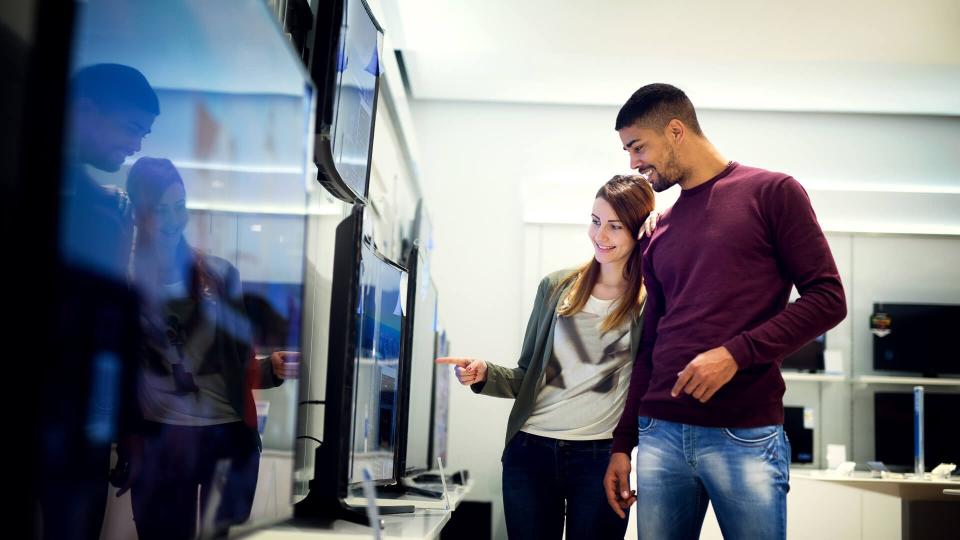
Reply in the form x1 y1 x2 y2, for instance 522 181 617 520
349 241 404 484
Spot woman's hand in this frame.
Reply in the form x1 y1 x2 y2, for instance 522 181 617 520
436 357 488 385
637 209 661 240
270 351 300 380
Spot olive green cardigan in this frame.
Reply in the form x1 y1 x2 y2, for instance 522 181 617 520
471 269 644 450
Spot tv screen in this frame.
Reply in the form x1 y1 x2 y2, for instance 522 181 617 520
242 281 302 351
310 0 383 203
874 392 960 472
348 239 407 486
430 330 450 467
872 303 960 376
399 247 439 475
781 335 825 372
783 406 814 464
411 199 434 254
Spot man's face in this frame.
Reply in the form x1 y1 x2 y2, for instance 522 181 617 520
72 100 156 172
618 123 683 192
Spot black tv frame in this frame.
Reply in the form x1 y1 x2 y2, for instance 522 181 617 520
294 205 413 525
380 243 443 498
872 302 960 377
309 0 383 203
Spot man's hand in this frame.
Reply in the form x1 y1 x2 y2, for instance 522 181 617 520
637 209 661 240
436 357 488 385
671 346 738 403
603 452 636 519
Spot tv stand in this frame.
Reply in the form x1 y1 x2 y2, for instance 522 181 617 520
379 480 443 499
294 481 414 527
413 468 469 486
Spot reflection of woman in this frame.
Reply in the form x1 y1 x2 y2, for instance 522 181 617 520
438 175 656 539
123 157 295 539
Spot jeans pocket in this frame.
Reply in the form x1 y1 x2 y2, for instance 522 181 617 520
638 416 656 433
722 425 780 445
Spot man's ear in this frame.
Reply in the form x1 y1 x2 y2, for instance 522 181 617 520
666 118 685 144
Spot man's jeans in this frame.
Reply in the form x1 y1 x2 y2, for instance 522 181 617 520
634 417 790 540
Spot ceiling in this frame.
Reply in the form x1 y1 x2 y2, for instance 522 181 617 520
378 0 960 115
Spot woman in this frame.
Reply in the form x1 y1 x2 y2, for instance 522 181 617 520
438 174 656 539
121 157 296 540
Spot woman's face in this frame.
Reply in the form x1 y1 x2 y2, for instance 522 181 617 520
589 197 636 266
142 182 188 254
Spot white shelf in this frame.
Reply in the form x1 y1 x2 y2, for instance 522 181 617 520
855 375 960 387
782 372 847 383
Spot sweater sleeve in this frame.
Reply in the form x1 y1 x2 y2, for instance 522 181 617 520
723 176 847 368
612 256 662 454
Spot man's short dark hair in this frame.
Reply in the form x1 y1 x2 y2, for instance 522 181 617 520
614 83 701 135
69 63 159 115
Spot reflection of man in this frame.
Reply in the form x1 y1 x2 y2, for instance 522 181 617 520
60 63 159 279
39 64 158 540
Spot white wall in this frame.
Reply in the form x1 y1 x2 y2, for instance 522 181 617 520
412 98 960 539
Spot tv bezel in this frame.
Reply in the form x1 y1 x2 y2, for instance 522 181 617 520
309 0 384 204
394 243 440 477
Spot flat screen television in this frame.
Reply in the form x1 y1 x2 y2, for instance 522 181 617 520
242 281 303 351
411 199 434 253
872 303 960 376
295 205 411 524
783 406 814 464
395 244 439 477
874 392 960 473
309 0 383 203
430 330 450 468
781 334 825 372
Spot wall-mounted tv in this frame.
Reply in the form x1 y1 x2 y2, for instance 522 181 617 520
874 392 959 472
309 0 383 203
781 334 825 373
872 302 960 376
294 205 412 524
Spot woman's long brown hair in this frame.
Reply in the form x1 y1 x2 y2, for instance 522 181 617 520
126 157 215 302
557 174 655 332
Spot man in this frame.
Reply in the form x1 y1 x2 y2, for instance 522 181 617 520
38 63 158 540
602 83 846 539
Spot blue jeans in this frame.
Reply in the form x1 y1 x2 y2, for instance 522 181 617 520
502 431 628 540
634 417 790 540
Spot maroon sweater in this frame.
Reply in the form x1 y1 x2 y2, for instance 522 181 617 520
612 162 846 454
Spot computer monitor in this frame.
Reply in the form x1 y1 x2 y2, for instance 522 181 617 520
872 303 960 376
782 406 814 464
873 392 960 472
309 0 383 203
781 334 825 372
